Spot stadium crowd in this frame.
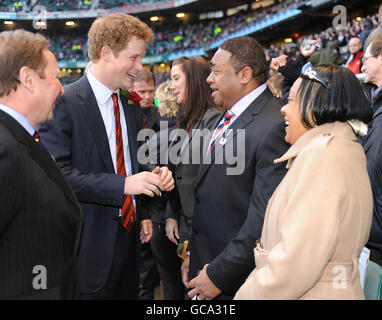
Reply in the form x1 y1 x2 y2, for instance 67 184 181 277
0 0 382 302
0 0 170 12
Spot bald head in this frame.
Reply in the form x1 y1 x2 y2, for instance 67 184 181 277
348 37 363 55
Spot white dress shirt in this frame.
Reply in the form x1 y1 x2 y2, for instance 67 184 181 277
207 83 267 151
87 71 135 213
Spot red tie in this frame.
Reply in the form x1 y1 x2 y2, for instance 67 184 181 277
111 93 135 232
142 111 149 129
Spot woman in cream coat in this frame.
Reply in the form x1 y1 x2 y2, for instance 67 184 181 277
234 63 373 300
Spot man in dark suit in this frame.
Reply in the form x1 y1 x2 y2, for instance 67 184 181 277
0 30 82 299
186 37 289 300
132 69 161 300
39 14 173 299
133 69 160 129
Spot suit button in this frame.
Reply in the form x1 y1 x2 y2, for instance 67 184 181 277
176 176 182 181
193 229 198 235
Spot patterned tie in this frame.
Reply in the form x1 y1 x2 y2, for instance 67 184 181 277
33 131 40 143
208 110 233 154
142 109 149 129
111 93 136 232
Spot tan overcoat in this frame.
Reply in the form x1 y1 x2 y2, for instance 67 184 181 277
234 121 373 300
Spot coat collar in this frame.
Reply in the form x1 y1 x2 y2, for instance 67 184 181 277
275 121 357 169
0 110 81 211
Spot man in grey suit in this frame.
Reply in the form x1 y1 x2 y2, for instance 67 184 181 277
186 36 289 300
0 30 82 299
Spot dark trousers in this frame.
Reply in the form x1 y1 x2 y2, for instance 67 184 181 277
139 242 160 300
80 221 140 300
151 222 185 300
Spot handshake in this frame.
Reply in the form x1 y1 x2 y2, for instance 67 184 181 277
124 166 174 197
124 166 175 244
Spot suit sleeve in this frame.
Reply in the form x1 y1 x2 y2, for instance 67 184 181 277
39 95 125 206
0 141 23 235
234 143 344 299
206 119 289 295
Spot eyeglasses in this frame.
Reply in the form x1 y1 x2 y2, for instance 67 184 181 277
300 62 328 88
361 54 378 64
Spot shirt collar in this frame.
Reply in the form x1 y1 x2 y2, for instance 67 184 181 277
230 83 267 117
275 121 357 169
0 103 35 136
86 70 119 105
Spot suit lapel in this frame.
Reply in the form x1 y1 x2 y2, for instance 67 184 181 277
0 111 81 210
120 94 139 174
77 76 115 174
196 87 274 187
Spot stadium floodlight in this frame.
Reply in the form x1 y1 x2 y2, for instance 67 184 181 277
176 13 185 18
284 38 293 43
150 16 159 21
35 21 46 27
65 21 75 26
4 21 14 25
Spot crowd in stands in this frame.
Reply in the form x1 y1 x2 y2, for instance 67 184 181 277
49 0 307 61
97 0 169 10
148 0 305 55
265 13 378 65
0 0 29 12
0 0 171 12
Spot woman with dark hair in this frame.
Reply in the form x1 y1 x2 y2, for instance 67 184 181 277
234 63 373 300
165 56 222 288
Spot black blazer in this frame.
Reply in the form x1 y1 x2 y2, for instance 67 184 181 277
190 87 289 298
0 111 82 299
39 75 145 294
166 108 222 242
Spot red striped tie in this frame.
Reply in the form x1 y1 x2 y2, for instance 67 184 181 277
208 110 233 153
112 93 135 232
142 111 149 129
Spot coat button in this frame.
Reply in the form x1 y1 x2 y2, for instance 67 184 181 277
176 176 182 181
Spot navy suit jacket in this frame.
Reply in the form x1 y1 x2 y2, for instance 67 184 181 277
39 75 146 294
190 87 289 298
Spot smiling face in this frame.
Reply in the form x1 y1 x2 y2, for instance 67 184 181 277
108 36 146 91
170 64 187 105
280 78 309 144
361 44 382 87
206 48 243 109
33 49 64 126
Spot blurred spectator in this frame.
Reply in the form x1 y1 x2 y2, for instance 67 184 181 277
359 17 373 46
344 37 364 74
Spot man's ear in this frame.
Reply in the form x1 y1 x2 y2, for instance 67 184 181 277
18 66 34 93
100 45 114 62
238 66 253 85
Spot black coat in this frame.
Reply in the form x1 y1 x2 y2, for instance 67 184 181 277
0 111 82 299
190 87 289 298
360 83 382 252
